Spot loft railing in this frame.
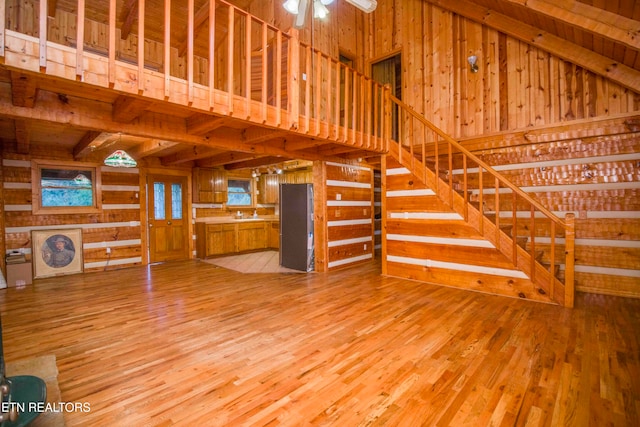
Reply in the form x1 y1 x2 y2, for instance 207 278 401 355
387 94 575 308
0 0 387 153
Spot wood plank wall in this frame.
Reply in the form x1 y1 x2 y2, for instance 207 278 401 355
368 0 640 139
320 161 375 270
382 157 554 303
1 148 143 274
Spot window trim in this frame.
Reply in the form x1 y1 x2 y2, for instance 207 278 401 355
226 178 253 207
31 159 102 215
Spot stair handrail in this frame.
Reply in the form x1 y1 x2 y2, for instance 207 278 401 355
389 94 567 229
388 94 575 307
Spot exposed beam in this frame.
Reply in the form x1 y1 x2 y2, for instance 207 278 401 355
160 145 222 166
197 152 263 167
128 139 179 158
112 95 152 123
426 0 640 93
120 0 138 40
223 156 284 170
186 114 231 135
13 119 29 154
73 130 102 159
242 128 289 144
283 137 330 152
501 0 640 51
10 72 38 108
47 0 57 18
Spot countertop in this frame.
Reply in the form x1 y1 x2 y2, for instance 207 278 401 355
195 215 279 224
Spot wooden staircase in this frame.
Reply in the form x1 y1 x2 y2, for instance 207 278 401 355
386 95 575 307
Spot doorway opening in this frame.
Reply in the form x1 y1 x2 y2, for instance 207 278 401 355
371 53 401 140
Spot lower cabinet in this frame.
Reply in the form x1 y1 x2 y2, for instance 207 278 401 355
196 221 280 258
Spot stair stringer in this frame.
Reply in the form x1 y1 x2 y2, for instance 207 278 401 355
385 149 564 305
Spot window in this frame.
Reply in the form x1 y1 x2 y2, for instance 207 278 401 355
32 160 102 214
227 179 252 206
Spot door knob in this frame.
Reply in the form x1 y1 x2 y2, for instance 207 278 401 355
167 221 172 225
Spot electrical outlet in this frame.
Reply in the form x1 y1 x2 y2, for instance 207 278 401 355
364 243 367 251
106 247 111 254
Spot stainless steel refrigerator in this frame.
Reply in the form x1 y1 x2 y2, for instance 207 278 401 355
279 183 314 272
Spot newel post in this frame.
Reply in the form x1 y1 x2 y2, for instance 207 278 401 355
564 213 575 308
383 84 391 154
287 28 300 130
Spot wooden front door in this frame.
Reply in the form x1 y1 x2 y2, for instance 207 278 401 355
148 175 189 263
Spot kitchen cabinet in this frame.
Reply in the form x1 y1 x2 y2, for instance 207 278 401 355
196 220 280 258
268 221 280 249
193 167 228 203
237 222 267 252
257 174 280 204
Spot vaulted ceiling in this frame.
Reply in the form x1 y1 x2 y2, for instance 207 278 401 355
0 0 638 171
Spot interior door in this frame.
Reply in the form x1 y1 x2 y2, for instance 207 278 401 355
148 175 189 263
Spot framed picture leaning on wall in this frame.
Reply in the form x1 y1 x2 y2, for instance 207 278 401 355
32 229 84 279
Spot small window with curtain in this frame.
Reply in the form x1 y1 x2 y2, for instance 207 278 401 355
227 179 252 206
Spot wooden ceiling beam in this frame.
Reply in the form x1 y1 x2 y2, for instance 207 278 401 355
13 119 30 154
425 0 640 93
112 95 152 123
242 127 289 144
120 0 138 40
128 139 179 158
160 145 222 166
197 152 262 167
186 114 231 135
500 0 640 51
0 90 265 155
47 0 57 18
223 156 284 170
10 72 38 108
73 130 102 159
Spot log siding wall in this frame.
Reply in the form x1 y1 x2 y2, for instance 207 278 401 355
2 154 142 274
323 161 374 270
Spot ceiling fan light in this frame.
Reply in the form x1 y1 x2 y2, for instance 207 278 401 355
344 0 377 13
314 1 329 19
283 0 300 14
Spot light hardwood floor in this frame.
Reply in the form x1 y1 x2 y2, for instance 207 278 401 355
0 259 638 426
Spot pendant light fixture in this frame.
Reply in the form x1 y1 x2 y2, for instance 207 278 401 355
104 149 137 168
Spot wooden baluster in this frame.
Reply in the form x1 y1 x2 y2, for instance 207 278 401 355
409 115 414 169
227 5 234 115
530 205 536 284
564 213 575 308
244 13 251 118
512 192 517 266
463 155 468 221
0 0 5 57
39 0 47 68
315 50 321 135
276 31 282 127
549 220 556 299
372 83 378 148
434 129 439 194
495 177 500 250
359 75 365 147
326 56 332 137
478 167 483 234
187 0 194 103
138 0 146 93
366 79 372 149
261 22 267 122
109 0 116 87
304 46 311 133
344 68 350 143
448 141 453 206
352 68 357 144
288 31 299 130
334 61 340 141
167 0 174 100
76 0 85 80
